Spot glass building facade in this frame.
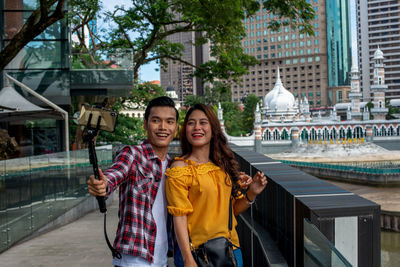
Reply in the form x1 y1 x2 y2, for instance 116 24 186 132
0 0 70 104
326 0 352 87
0 0 69 156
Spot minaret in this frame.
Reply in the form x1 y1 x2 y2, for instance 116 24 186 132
254 103 262 152
217 102 225 131
348 62 362 120
370 46 388 120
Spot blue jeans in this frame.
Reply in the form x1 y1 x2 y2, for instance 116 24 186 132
234 248 243 267
174 246 243 267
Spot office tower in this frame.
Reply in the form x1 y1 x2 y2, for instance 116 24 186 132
356 0 400 100
160 32 209 101
233 0 352 107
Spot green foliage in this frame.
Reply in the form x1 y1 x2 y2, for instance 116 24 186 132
184 95 206 107
365 102 374 120
70 0 314 83
222 102 247 136
242 94 261 132
386 103 400 120
119 82 166 110
97 114 145 145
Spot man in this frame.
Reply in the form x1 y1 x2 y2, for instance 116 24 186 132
87 96 179 267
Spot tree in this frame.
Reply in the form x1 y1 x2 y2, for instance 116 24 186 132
242 94 261 133
0 0 67 71
221 102 247 137
71 0 315 84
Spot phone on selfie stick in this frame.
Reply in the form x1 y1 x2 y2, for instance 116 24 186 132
78 104 121 259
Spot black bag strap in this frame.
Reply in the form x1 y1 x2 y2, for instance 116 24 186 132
228 195 232 232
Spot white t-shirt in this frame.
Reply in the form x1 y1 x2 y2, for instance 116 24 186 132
112 159 169 267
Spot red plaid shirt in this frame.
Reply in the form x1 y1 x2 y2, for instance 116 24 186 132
104 140 169 263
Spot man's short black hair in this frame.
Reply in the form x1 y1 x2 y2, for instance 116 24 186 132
144 96 179 121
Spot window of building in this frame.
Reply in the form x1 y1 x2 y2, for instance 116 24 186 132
300 58 305 63
315 56 320 62
293 59 298 64
300 41 304 47
286 59 291 64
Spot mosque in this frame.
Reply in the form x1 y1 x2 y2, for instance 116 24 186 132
220 47 400 146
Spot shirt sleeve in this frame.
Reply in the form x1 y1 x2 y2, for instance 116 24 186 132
103 146 134 198
165 167 194 216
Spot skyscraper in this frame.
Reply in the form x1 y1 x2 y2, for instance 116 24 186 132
233 0 352 107
356 0 400 100
161 0 353 107
160 32 209 101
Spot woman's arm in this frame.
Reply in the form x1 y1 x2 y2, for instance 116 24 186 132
174 216 197 267
233 171 267 216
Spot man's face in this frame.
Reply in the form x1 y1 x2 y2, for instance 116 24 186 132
144 106 178 150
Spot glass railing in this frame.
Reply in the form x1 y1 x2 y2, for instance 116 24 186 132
280 160 400 174
0 147 113 253
304 219 352 266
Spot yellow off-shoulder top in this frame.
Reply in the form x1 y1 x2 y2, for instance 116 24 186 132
165 157 241 248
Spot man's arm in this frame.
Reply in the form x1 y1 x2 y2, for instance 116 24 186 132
87 146 135 197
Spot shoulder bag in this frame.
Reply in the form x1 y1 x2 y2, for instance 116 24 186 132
190 196 238 267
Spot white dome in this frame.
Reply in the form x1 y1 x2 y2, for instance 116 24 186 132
264 67 296 111
374 46 384 60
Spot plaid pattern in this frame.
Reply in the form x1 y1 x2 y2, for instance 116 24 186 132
104 139 168 263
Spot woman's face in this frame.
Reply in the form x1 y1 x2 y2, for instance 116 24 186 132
185 109 212 147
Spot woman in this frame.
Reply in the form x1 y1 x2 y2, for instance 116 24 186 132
165 104 267 267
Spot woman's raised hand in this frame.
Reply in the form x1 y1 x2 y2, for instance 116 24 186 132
238 171 252 189
249 171 267 196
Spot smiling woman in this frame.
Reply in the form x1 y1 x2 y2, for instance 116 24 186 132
166 103 268 267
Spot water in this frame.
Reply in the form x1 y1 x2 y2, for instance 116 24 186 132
381 230 400 266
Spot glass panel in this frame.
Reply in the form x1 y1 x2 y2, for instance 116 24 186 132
5 70 70 97
0 146 113 253
4 12 66 40
0 159 7 252
5 156 32 247
6 41 69 69
30 154 50 231
4 0 61 11
304 218 351 266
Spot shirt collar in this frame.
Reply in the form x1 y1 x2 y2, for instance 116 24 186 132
140 139 170 161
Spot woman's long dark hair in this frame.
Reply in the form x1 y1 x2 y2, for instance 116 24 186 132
180 104 241 197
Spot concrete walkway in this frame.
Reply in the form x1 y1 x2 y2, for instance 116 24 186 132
0 199 119 267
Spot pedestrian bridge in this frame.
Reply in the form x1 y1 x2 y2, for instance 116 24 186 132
0 145 380 266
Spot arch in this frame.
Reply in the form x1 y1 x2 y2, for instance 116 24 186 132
300 128 309 140
346 128 352 139
388 125 395 136
263 129 272 140
373 125 379 136
323 128 330 140
310 128 317 140
339 127 346 139
354 126 364 138
380 125 387 136
281 129 289 140
331 128 338 139
273 129 280 140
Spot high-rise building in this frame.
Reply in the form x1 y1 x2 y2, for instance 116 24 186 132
233 0 352 108
356 0 400 100
161 1 353 108
160 32 209 101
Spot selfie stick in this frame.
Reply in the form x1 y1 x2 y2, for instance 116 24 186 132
83 114 107 213
82 113 121 259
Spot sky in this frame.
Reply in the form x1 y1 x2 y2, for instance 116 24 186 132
100 0 358 82
101 0 160 82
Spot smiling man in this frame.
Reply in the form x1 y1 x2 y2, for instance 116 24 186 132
87 96 179 267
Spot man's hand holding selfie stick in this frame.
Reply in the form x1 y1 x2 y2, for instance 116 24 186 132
78 104 121 259
87 168 108 197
